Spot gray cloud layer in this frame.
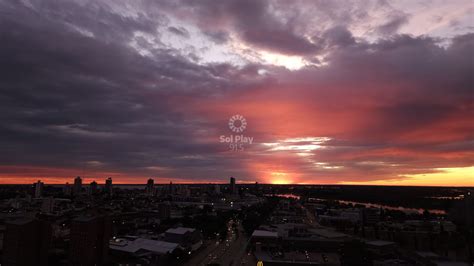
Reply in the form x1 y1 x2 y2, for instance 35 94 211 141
0 0 472 183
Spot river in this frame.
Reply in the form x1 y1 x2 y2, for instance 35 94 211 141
267 194 446 215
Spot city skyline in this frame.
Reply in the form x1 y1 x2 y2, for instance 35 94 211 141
1 0 473 186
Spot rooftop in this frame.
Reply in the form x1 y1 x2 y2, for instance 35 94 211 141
252 230 279 238
110 238 178 255
308 228 348 239
165 227 195 235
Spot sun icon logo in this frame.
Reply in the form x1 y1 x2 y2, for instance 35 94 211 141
228 114 247 133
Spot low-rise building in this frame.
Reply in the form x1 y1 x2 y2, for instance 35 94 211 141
164 227 202 251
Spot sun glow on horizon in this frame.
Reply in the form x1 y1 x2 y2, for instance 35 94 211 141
339 166 474 187
269 172 293 184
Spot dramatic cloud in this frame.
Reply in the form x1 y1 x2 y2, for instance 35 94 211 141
0 0 472 185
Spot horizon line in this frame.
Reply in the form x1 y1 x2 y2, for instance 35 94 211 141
2 182 473 188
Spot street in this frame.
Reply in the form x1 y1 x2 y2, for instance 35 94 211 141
184 219 257 266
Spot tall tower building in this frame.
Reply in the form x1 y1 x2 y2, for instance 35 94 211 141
230 177 236 194
146 178 155 196
89 181 98 195
449 190 474 227
104 177 113 196
3 218 52 266
70 215 111 266
168 181 174 195
34 180 44 198
73 176 82 195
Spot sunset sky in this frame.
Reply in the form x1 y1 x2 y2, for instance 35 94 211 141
0 0 473 186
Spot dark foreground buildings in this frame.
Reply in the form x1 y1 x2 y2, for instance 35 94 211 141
3 218 52 266
70 215 111 266
0 182 472 265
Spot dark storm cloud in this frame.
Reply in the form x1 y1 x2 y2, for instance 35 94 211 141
0 0 268 180
321 26 356 47
173 0 322 56
5 0 163 43
166 0 412 57
0 0 472 184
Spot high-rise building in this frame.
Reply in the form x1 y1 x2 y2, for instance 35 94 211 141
89 181 98 195
104 177 113 196
34 180 44 198
449 190 474 227
3 218 52 266
146 178 154 196
168 181 174 195
230 177 236 194
70 215 111 266
73 176 82 195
